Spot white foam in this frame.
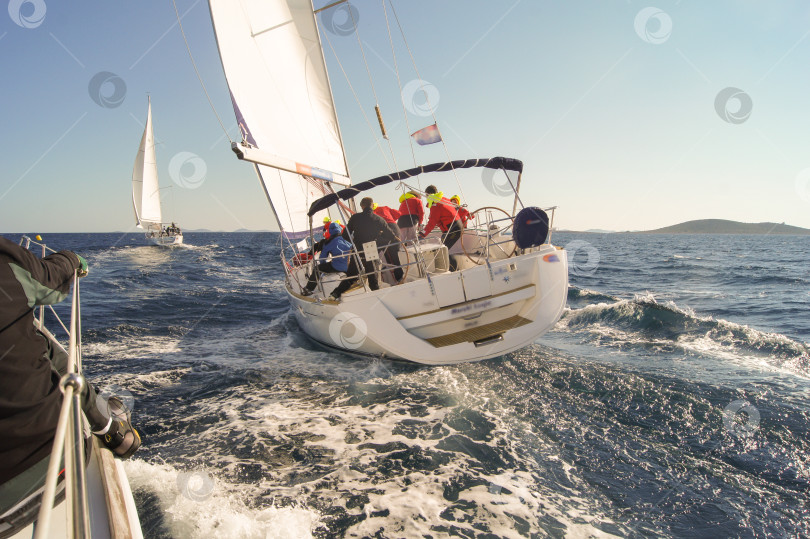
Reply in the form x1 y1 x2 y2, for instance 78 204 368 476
125 460 319 538
182 365 628 537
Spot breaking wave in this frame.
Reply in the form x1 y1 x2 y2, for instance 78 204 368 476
560 290 810 377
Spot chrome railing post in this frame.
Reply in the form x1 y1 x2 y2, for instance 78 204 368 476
33 270 90 538
33 382 73 539
548 207 556 244
39 243 46 328
67 375 90 537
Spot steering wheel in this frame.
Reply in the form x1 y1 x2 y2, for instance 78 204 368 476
461 206 516 264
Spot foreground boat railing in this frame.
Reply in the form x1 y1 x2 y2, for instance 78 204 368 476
19 237 90 538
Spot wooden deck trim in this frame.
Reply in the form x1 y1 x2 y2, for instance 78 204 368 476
424 315 532 347
94 438 135 539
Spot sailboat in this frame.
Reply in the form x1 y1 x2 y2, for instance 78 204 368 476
206 0 568 365
132 97 183 246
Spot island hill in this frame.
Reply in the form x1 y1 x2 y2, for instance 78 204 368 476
641 219 810 235
559 219 810 235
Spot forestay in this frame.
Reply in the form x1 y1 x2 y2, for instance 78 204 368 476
132 99 162 228
209 0 350 240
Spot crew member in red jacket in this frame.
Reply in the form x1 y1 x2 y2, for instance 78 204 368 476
397 190 424 242
419 185 463 271
449 195 473 227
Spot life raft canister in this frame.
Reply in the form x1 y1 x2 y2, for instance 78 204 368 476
291 252 313 266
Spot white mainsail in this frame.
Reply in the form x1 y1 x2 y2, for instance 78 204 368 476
208 0 350 240
132 98 163 228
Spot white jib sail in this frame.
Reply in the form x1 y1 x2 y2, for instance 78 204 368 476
208 0 350 240
132 98 163 228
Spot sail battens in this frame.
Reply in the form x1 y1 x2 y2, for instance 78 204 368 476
251 19 295 38
210 0 349 238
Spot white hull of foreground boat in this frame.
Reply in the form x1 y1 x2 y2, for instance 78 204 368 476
2 316 143 539
7 439 143 539
287 244 568 365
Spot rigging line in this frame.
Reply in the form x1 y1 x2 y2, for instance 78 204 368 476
320 23 393 171
387 0 467 204
171 0 232 142
348 2 380 112
169 184 177 223
380 0 419 190
343 2 399 172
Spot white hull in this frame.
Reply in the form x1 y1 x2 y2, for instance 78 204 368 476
287 243 568 365
146 232 184 246
6 439 142 539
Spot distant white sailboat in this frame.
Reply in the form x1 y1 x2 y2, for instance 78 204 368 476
206 0 568 365
132 97 183 246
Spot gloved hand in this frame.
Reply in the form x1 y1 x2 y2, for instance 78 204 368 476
418 232 426 240
77 255 89 277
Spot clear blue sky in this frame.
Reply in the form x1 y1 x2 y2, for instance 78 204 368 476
2 1 810 233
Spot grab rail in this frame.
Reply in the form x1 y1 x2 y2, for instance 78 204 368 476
282 242 421 296
282 203 558 295
17 237 91 539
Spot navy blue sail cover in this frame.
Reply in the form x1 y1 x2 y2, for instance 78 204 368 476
307 157 523 216
513 207 550 249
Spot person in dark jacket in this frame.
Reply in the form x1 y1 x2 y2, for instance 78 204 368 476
0 237 140 490
330 197 399 300
420 185 463 270
301 222 352 296
372 203 404 283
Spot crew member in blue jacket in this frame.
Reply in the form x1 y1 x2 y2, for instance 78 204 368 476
301 222 352 296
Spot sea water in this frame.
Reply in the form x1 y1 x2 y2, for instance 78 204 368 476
6 232 808 538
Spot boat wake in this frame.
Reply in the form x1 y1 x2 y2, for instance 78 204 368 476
559 288 810 378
